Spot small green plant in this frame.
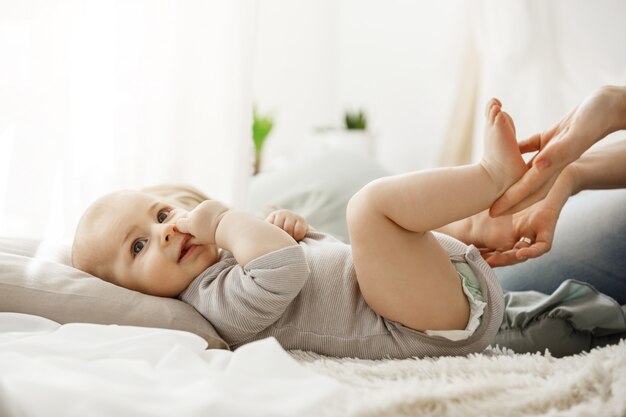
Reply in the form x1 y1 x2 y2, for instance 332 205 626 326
252 107 274 175
344 109 367 130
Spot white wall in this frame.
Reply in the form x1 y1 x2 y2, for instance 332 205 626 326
336 0 468 173
252 0 341 171
253 1 626 175
253 0 468 174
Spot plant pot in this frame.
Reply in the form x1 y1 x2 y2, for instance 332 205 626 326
317 130 375 159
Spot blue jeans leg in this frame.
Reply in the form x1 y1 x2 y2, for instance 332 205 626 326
495 189 626 304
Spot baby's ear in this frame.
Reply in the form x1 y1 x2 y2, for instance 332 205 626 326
141 184 210 210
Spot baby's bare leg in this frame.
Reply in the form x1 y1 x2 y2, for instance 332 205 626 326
348 99 526 331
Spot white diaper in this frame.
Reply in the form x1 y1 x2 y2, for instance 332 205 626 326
425 261 487 341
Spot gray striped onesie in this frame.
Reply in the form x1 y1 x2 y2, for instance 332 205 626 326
179 230 504 359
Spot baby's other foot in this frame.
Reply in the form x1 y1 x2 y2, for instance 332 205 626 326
481 99 527 195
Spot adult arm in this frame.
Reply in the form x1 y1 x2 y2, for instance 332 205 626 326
490 85 626 216
571 139 626 192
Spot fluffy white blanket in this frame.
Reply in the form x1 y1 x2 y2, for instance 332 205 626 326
291 343 626 417
1 313 624 417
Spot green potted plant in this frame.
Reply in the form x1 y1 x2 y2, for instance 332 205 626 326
345 109 367 130
252 107 274 175
315 108 374 159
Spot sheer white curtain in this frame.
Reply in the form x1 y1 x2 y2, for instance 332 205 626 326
441 1 626 166
469 0 626 161
0 0 256 239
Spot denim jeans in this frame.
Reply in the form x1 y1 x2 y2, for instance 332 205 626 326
495 189 626 305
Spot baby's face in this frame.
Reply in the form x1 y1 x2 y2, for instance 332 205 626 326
76 190 219 297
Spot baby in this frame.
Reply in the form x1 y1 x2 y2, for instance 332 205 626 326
72 99 527 359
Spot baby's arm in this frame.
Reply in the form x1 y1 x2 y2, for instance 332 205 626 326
175 200 298 266
177 201 310 345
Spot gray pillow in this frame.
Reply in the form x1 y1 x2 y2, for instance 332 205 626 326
0 237 228 349
247 150 390 241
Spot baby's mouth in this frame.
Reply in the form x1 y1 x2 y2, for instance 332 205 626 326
178 235 193 262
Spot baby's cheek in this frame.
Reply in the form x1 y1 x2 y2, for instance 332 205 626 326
198 247 216 266
143 254 170 282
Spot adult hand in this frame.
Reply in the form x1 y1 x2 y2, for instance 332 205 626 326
482 201 560 267
490 86 626 217
481 166 577 267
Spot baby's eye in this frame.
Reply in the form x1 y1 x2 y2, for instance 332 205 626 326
132 239 146 256
157 210 170 223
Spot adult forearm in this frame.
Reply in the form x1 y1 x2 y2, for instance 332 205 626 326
570 140 626 194
215 210 298 266
596 85 626 137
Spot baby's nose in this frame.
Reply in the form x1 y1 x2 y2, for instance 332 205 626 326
159 223 177 244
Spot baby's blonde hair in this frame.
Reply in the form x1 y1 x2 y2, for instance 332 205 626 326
140 184 209 211
71 192 121 282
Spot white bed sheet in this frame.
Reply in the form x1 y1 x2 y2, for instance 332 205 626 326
0 313 344 417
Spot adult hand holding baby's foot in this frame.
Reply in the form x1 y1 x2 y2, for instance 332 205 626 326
175 200 231 245
491 86 626 216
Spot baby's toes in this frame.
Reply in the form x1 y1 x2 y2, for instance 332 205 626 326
489 102 501 124
495 111 516 137
484 98 502 118
502 111 516 135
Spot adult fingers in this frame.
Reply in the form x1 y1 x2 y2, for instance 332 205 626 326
490 147 568 217
484 250 525 267
519 121 562 153
513 235 533 250
531 135 580 176
493 177 557 216
490 166 548 216
516 240 550 260
516 226 554 260
518 133 542 154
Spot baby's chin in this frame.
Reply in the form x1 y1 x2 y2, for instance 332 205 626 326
193 245 220 271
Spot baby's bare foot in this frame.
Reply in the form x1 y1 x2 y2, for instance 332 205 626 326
480 99 527 194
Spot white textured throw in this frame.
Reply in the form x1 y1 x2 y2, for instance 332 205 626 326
291 341 626 417
2 312 623 417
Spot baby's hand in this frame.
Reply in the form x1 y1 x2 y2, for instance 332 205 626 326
265 209 309 242
175 200 231 244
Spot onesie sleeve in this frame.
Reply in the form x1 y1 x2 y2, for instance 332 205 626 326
181 244 310 345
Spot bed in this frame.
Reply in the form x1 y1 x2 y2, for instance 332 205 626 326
2 151 625 416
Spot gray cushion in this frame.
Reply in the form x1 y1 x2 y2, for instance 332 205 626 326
0 237 228 349
247 150 390 242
